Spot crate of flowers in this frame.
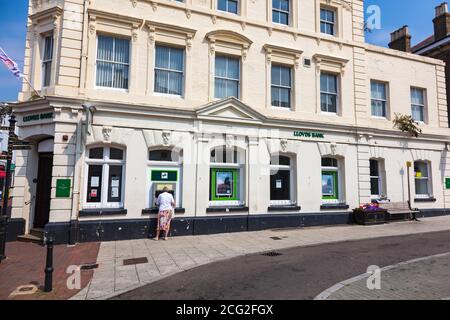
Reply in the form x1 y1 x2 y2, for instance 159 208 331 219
353 203 387 225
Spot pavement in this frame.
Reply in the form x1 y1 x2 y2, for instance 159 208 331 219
71 215 450 300
0 241 100 300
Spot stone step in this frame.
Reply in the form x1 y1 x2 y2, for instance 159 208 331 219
30 228 45 239
16 234 44 245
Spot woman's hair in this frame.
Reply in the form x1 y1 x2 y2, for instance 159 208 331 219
163 186 169 192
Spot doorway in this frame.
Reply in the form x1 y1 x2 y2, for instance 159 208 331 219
33 152 53 228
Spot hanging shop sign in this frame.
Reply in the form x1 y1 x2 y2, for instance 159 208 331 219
23 112 53 123
293 131 325 139
445 178 450 190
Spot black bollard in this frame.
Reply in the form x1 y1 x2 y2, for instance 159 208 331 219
44 238 54 292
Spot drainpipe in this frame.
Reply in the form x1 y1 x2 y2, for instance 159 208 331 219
68 103 95 244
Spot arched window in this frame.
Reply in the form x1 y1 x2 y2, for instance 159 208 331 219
209 146 245 206
148 148 183 209
270 154 295 205
84 146 125 208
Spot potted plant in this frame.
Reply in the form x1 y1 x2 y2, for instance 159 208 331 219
353 202 387 225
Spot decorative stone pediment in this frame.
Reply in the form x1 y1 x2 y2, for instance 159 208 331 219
206 30 253 58
196 97 265 124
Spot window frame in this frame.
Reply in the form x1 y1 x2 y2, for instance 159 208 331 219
271 64 292 109
320 72 339 114
411 87 427 123
320 7 336 36
272 0 290 26
370 159 382 198
370 80 388 118
95 34 131 91
154 45 185 97
414 161 432 198
218 0 239 15
42 34 54 88
270 154 296 205
214 54 241 99
321 157 343 203
83 146 126 209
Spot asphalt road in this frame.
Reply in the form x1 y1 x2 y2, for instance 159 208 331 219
111 230 450 300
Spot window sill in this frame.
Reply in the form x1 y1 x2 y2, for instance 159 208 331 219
142 208 186 215
79 208 127 217
320 204 350 210
206 206 249 213
268 205 301 212
414 197 436 203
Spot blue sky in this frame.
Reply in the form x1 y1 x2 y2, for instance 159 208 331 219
0 0 447 101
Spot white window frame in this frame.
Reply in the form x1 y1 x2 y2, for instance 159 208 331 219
83 146 126 209
42 34 53 88
371 80 388 118
218 0 239 15
271 64 292 109
411 87 426 123
320 72 339 114
154 45 185 97
414 161 432 199
370 159 383 198
272 0 290 26
214 55 241 99
320 8 336 36
95 35 131 91
321 157 344 204
269 154 296 206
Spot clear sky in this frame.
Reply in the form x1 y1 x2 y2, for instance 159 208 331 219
0 0 447 102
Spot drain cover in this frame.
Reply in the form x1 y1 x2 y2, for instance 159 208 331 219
80 263 99 270
262 251 282 257
270 237 283 240
123 257 148 266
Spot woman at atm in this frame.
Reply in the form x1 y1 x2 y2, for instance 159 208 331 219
155 186 175 241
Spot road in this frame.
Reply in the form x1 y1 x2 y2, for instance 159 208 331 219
111 230 450 300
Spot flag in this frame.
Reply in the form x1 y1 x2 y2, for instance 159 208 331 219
0 47 22 79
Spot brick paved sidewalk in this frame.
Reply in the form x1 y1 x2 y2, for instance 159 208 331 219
318 252 450 300
0 241 100 300
71 215 450 300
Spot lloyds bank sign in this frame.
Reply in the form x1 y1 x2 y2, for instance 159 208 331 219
293 131 325 139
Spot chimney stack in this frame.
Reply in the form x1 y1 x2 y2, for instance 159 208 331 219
388 26 411 52
434 2 450 41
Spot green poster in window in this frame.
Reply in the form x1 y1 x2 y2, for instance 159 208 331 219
210 168 239 201
56 179 71 198
446 178 450 189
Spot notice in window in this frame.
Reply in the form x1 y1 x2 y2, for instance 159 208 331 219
111 177 120 187
276 179 282 189
111 187 119 198
90 189 98 197
91 176 100 187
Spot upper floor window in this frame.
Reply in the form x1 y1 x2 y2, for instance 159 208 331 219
155 45 184 96
42 34 53 87
215 55 240 99
320 8 336 35
96 35 130 89
149 149 181 163
411 87 426 122
271 64 292 109
371 81 387 118
218 0 238 14
320 72 338 113
272 0 290 25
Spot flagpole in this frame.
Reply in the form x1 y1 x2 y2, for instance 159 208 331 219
21 76 41 98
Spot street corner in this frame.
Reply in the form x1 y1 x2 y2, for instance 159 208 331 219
0 241 100 300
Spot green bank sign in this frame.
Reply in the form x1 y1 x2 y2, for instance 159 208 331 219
23 112 53 123
294 131 325 139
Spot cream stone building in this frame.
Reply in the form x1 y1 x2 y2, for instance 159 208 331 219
8 0 450 243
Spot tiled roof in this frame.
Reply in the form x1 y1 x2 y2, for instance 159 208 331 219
412 35 435 52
